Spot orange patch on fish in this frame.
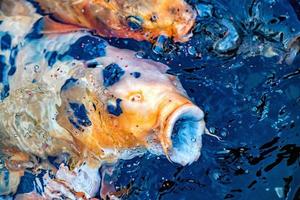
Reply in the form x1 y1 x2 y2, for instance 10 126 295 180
31 0 196 42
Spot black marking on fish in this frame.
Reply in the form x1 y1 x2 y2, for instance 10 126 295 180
0 55 7 83
61 78 78 92
8 46 18 76
25 0 45 15
1 33 12 50
15 172 35 194
0 55 10 100
25 17 45 40
47 153 70 169
68 117 84 131
15 171 45 195
103 63 125 87
69 102 92 129
45 51 58 67
130 72 141 78
107 98 123 116
86 61 99 68
61 35 106 61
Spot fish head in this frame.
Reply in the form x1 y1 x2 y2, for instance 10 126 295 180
57 48 204 165
32 0 196 42
88 0 196 42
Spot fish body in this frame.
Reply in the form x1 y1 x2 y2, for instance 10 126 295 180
2 0 196 42
0 15 205 197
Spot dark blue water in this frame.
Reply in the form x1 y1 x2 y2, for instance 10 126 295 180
104 0 300 199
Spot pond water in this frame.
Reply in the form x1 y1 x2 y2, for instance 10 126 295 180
105 0 300 199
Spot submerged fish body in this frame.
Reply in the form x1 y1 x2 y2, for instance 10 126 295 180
0 15 205 197
11 0 196 42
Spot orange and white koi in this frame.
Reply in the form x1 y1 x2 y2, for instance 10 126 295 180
0 15 205 198
1 0 196 42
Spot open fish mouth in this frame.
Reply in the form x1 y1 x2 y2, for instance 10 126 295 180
161 104 205 166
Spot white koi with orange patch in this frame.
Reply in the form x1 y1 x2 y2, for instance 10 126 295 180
0 15 206 198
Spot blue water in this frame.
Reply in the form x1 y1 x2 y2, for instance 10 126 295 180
104 0 300 199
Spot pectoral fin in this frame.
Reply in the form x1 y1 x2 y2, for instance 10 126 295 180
42 16 87 34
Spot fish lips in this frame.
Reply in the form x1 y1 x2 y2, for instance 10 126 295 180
160 104 205 166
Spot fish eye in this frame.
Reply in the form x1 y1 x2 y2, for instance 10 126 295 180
128 92 143 102
150 14 158 23
126 16 143 31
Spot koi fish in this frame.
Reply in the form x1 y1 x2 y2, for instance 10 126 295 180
1 0 196 42
0 15 206 198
